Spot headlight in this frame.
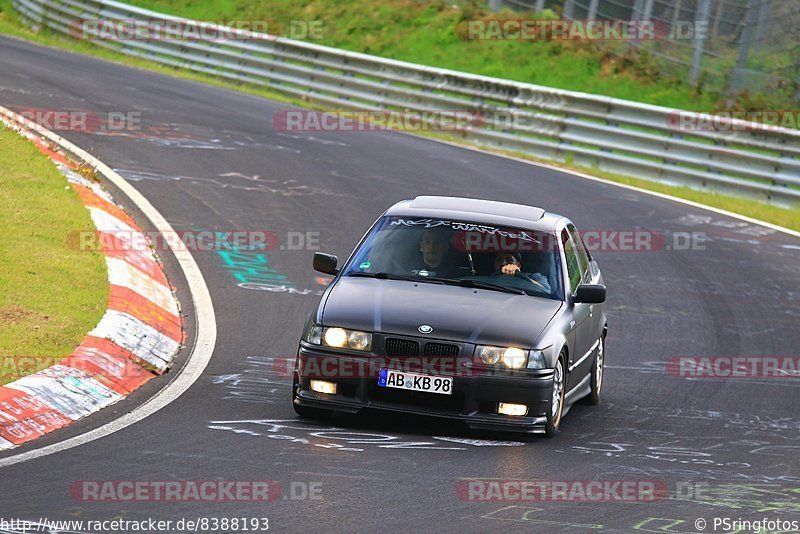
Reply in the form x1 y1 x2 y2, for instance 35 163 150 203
477 346 502 365
310 326 372 351
527 350 546 370
474 345 529 369
347 330 371 351
503 347 527 368
323 327 348 347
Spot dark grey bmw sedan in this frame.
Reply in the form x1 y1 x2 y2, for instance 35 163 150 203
292 196 607 436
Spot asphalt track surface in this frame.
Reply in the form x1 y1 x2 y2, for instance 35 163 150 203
1 35 799 533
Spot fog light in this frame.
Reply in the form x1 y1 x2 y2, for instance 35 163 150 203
498 403 528 416
310 380 337 395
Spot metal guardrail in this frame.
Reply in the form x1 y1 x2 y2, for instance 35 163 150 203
11 0 800 206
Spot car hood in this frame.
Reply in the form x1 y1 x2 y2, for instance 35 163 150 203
321 277 562 348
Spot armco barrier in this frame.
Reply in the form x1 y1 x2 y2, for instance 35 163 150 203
10 0 800 206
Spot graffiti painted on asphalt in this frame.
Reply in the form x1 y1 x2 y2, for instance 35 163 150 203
237 283 324 295
212 355 290 404
560 404 800 483
217 247 292 288
207 419 525 452
116 168 347 197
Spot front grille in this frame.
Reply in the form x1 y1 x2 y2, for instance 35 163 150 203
424 342 460 358
384 338 419 357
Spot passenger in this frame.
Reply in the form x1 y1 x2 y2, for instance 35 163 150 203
494 252 550 292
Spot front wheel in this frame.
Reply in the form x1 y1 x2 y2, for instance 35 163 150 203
584 336 605 406
544 355 566 437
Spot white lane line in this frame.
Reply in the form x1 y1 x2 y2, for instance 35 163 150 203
0 106 217 468
410 134 800 240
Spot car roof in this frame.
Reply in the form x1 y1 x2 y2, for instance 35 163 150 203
383 196 565 232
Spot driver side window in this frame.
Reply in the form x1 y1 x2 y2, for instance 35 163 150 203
561 229 582 294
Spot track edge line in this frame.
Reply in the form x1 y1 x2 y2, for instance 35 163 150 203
0 105 217 468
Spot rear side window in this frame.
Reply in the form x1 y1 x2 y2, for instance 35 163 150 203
561 229 582 293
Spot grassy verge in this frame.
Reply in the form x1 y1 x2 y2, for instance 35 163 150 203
0 2 797 231
116 0 792 112
0 127 108 385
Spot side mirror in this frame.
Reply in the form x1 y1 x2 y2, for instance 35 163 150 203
313 252 339 275
574 284 606 304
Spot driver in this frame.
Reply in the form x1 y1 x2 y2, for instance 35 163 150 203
416 228 461 277
495 252 550 292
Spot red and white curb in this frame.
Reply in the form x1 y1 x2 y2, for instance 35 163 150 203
0 128 183 450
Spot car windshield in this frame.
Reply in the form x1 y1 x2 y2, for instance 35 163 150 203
342 216 564 300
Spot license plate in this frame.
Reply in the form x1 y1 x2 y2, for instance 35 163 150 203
378 369 453 395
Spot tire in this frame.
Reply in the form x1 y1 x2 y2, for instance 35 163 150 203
292 380 332 419
293 403 333 419
585 335 605 406
544 355 566 437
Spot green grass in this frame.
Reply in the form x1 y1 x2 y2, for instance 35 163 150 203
0 1 796 232
0 128 108 385
113 0 795 113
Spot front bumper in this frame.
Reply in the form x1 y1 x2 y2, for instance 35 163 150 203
293 345 555 434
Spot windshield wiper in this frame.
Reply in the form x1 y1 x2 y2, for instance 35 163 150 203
348 271 420 282
427 277 526 295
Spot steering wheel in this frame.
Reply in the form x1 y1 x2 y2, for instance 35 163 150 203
492 270 544 288
516 273 539 285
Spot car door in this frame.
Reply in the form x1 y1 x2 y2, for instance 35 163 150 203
560 227 592 390
567 223 605 356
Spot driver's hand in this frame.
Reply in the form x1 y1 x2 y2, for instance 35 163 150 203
501 264 520 276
